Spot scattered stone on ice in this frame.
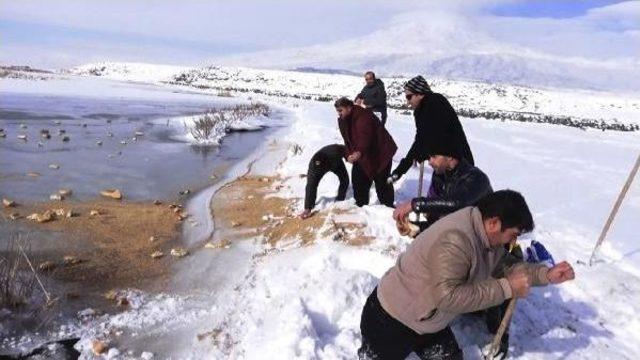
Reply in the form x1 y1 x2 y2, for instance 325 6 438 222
49 193 64 201
63 255 82 266
100 189 123 200
2 198 16 208
89 210 101 217
38 261 56 272
62 136 70 142
170 247 188 258
17 134 27 141
153 200 162 205
58 188 73 197
53 208 66 217
150 251 164 259
49 163 60 170
91 340 107 355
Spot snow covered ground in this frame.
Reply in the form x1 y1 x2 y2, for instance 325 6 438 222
3 67 640 359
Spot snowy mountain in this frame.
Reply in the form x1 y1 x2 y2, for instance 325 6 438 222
212 11 640 93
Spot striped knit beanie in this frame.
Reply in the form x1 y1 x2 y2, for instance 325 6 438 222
404 75 432 94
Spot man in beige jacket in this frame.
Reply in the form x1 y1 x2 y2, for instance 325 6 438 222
358 190 575 359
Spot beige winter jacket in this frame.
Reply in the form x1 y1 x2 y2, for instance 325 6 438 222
377 206 549 334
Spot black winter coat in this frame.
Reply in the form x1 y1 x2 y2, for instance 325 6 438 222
393 93 474 177
411 159 491 226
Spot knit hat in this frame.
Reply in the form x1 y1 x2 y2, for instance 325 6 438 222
404 75 432 94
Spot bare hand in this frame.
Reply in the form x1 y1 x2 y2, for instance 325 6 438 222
392 201 412 222
506 268 531 298
347 152 361 163
299 209 312 219
547 261 575 284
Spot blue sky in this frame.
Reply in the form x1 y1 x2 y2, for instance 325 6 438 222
0 0 636 69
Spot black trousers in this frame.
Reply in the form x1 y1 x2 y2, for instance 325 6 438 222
359 288 463 360
352 162 394 208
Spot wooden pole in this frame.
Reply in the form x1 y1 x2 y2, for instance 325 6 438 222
484 298 517 359
589 153 640 266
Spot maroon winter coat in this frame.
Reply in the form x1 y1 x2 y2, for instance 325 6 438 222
338 106 397 179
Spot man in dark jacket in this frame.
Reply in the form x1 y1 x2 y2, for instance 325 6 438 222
390 75 474 182
299 144 349 219
335 97 397 207
356 71 388 126
392 133 492 232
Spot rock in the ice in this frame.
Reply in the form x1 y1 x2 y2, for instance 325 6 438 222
150 251 164 259
58 129 66 134
135 131 144 136
62 136 70 142
91 340 107 355
58 188 73 197
170 247 188 258
20 123 27 129
2 198 16 208
96 140 103 146
38 261 57 272
27 210 54 223
100 189 123 200
63 255 82 266
49 164 60 170
89 210 101 217
50 193 64 201
41 133 51 139
53 208 66 217
66 210 78 218
17 134 27 141
179 189 191 195
153 200 162 205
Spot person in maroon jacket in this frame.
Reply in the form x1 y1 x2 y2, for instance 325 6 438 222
335 97 397 207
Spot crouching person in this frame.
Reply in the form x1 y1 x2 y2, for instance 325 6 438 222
299 144 349 219
358 190 575 359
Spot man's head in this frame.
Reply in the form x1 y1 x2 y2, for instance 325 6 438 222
364 71 376 86
477 190 534 247
427 155 459 175
334 97 354 120
404 75 431 109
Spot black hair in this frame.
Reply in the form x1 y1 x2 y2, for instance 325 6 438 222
364 71 376 79
477 190 534 233
334 97 354 108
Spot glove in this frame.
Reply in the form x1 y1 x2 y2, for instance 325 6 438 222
386 173 399 184
525 240 555 267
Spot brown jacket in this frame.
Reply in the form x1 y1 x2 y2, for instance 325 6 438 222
377 206 549 334
338 106 397 179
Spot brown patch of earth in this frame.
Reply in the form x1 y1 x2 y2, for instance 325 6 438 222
1 199 185 293
211 175 373 247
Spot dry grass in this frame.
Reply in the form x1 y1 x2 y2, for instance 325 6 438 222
0 235 38 308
